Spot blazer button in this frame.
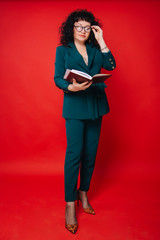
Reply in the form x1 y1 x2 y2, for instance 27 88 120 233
112 66 115 69
111 62 114 64
109 58 112 61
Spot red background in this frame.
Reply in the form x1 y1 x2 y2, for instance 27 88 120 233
0 1 159 239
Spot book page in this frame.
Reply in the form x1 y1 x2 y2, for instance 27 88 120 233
93 73 111 77
71 69 92 79
64 69 71 79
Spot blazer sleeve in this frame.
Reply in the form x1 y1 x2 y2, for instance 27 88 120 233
101 50 116 71
54 46 71 93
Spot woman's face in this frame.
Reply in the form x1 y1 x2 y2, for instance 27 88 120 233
73 20 91 43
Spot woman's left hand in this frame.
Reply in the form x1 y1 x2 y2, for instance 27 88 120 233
91 25 103 43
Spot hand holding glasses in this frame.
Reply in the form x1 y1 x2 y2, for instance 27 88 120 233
73 24 104 46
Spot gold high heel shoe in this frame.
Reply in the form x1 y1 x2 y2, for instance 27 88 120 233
77 188 96 215
65 206 78 234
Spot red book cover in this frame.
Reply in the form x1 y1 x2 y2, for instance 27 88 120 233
64 69 112 84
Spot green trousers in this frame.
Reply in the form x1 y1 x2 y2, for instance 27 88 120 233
64 116 102 202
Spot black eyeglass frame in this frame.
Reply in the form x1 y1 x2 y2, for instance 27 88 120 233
73 25 92 33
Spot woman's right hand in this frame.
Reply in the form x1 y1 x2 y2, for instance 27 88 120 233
68 78 93 92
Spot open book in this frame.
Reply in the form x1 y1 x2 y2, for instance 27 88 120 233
63 69 112 84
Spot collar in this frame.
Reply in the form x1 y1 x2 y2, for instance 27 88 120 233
66 41 96 73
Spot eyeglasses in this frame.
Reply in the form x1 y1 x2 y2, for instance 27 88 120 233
74 25 91 33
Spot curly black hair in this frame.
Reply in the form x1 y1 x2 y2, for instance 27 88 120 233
58 9 103 49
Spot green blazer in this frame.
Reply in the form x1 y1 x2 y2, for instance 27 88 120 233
54 41 116 120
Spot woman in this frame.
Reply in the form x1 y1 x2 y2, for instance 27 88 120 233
54 9 116 234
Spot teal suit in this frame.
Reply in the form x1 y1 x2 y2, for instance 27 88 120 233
54 41 116 201
54 41 116 120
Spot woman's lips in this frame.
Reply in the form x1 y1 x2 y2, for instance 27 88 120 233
79 35 86 37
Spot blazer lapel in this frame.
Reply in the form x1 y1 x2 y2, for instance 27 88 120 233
66 42 96 73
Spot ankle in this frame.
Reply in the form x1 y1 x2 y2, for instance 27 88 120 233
65 201 77 225
79 189 87 193
66 201 75 207
79 189 87 197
